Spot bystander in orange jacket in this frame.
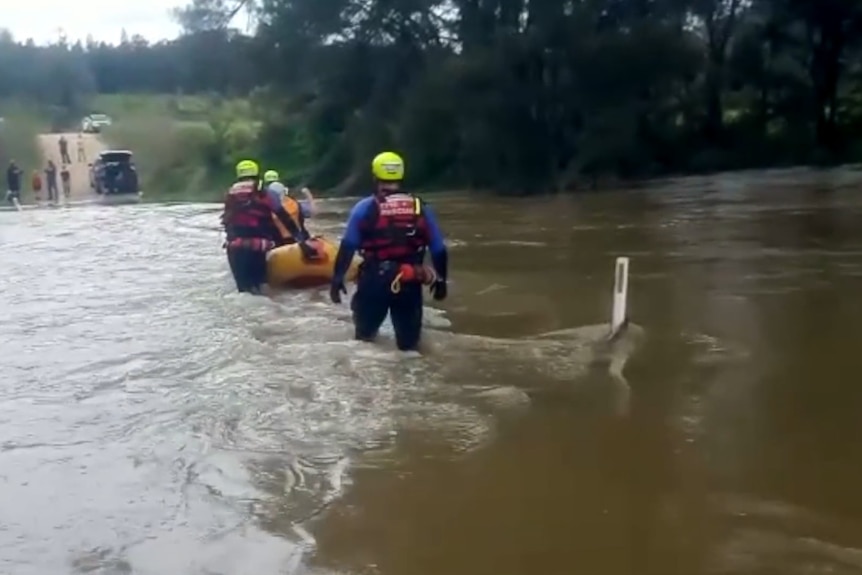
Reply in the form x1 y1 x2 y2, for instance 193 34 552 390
31 170 42 201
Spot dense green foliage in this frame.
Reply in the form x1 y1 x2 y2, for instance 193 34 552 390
88 94 259 199
2 0 862 193
0 103 45 175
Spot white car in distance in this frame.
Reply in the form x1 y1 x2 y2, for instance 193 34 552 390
81 114 112 133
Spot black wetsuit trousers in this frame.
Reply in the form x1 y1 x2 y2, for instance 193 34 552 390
351 264 423 351
227 247 268 294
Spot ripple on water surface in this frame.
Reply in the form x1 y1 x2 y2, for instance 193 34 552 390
2 203 611 575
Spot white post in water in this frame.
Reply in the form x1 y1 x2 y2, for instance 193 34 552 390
610 256 629 337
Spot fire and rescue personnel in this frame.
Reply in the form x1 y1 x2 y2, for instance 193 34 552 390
329 151 448 351
222 160 317 294
262 169 315 246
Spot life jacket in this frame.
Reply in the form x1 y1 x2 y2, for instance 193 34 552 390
359 192 428 263
222 179 276 241
272 194 305 242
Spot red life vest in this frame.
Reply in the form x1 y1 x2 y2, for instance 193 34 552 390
223 179 275 241
359 193 429 263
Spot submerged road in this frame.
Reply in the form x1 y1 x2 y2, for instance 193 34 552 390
36 132 104 201
2 169 862 575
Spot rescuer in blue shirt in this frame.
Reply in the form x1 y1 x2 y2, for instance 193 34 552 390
330 151 448 351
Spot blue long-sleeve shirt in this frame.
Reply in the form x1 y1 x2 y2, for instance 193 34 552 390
333 194 447 282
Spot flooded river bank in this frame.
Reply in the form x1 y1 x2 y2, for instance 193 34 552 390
2 167 862 574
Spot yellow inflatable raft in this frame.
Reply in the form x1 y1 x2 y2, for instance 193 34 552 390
266 237 360 289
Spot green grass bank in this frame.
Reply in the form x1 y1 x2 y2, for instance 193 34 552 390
0 101 47 196
93 94 271 201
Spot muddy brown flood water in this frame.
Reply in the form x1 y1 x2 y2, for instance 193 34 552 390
2 166 862 575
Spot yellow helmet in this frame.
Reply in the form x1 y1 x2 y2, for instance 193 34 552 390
371 151 405 181
235 159 260 179
263 169 279 183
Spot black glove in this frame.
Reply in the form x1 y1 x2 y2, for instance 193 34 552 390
299 241 318 260
330 280 347 304
431 280 447 301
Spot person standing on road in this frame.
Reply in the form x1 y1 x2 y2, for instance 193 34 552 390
45 160 58 203
76 134 86 162
60 164 71 198
31 169 43 203
6 160 22 205
58 136 71 164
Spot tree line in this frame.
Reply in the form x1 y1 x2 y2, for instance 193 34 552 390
0 28 253 105
2 0 862 193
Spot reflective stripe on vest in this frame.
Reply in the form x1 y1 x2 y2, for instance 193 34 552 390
359 193 427 262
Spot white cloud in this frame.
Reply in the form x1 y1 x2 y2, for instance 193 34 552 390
3 0 185 45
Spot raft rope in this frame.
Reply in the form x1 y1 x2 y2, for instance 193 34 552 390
390 266 437 294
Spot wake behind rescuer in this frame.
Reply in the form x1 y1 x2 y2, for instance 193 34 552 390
330 151 448 351
222 160 317 294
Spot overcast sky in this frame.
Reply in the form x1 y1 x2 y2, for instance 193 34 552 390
4 0 186 45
